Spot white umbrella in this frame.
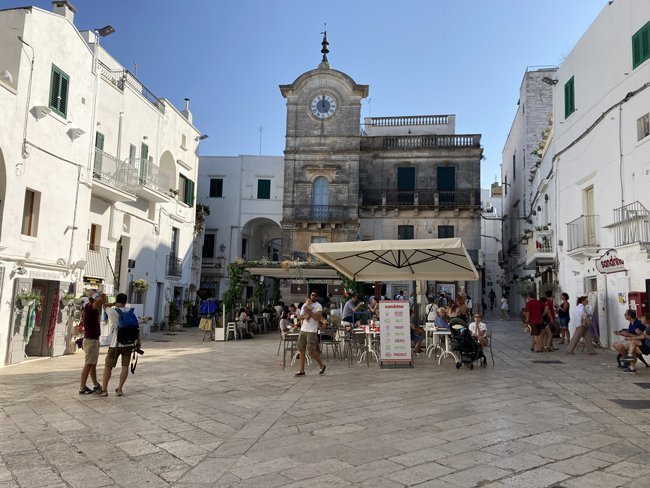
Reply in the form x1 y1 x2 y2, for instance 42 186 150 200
309 238 478 282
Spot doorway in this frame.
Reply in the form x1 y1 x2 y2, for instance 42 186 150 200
397 167 415 204
25 280 59 357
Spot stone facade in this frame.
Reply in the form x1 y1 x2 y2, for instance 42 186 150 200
280 60 483 299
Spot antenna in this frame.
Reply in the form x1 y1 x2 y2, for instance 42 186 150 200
133 62 139 77
368 97 372 118
258 125 263 156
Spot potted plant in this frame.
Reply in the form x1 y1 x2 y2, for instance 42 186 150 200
61 293 76 306
16 291 41 307
132 279 150 292
168 188 180 198
168 300 179 329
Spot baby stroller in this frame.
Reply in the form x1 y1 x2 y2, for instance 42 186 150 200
449 318 487 370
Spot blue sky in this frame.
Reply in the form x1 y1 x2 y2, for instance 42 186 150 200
13 0 606 185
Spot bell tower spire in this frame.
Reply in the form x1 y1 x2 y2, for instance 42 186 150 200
320 24 329 64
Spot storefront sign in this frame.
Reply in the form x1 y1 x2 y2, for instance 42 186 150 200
379 300 412 365
595 250 626 274
29 269 70 281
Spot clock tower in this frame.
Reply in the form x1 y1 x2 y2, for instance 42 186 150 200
279 33 368 257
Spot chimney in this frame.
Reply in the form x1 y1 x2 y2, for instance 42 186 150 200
181 97 192 123
52 1 77 24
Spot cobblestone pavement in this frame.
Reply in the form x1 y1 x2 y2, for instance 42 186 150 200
1 313 650 488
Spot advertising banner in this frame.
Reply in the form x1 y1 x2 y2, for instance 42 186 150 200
379 300 412 367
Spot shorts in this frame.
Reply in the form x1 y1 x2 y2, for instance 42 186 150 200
641 344 650 355
559 316 570 329
83 338 99 365
297 331 318 351
104 346 133 369
531 323 545 336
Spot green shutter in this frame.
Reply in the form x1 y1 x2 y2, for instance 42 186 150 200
95 132 104 150
257 179 271 199
632 21 650 69
564 77 575 119
140 143 149 161
186 179 195 206
49 65 70 117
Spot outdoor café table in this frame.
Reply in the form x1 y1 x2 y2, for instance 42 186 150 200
353 326 380 365
425 328 458 365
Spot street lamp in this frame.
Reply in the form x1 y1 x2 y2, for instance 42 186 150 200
96 25 115 38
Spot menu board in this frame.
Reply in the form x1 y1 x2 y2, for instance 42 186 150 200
379 300 412 366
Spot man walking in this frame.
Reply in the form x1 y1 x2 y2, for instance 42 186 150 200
78 290 106 394
95 293 140 397
295 290 326 377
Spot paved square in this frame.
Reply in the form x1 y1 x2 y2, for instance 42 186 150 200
1 315 649 487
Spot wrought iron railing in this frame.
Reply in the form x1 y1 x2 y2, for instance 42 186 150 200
613 201 650 247
360 189 479 208
526 230 554 258
85 244 111 279
92 149 137 195
567 215 599 251
133 158 171 195
292 205 348 222
166 255 182 277
97 60 165 113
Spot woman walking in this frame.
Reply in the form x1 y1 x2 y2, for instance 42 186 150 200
500 295 510 320
558 292 571 344
566 296 596 354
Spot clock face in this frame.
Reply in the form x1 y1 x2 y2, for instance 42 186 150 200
310 94 337 119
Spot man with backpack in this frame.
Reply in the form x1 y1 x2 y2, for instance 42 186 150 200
95 293 140 397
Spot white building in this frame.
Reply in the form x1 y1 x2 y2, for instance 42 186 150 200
548 0 650 345
481 183 504 314
196 155 284 299
503 0 650 345
501 67 556 315
0 2 201 366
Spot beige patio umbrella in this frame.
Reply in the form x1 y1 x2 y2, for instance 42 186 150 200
309 238 479 282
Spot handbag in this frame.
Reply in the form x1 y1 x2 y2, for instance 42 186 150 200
523 323 532 335
581 316 592 328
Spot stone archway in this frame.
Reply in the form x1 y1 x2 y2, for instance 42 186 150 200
241 217 282 261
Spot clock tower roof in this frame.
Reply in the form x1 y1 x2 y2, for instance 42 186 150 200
279 65 368 99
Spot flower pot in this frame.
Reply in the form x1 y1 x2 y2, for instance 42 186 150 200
20 299 35 307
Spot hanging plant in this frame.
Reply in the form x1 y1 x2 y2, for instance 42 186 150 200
16 291 41 307
132 279 150 292
46 288 60 350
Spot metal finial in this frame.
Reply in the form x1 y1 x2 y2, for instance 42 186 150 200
320 24 329 63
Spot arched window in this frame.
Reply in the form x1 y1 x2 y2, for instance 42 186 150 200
312 176 329 219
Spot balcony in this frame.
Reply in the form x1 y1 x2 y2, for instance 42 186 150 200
85 244 113 280
360 189 479 209
166 254 182 278
92 149 137 202
98 60 165 113
613 201 650 248
292 205 350 222
524 230 555 269
361 134 481 151
567 215 599 254
133 158 171 203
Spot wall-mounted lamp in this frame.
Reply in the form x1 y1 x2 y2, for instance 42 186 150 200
66 127 85 141
544 194 549 202
195 134 209 141
541 76 558 85
219 243 226 252
142 135 149 140
96 25 115 38
73 259 87 270
1 69 13 84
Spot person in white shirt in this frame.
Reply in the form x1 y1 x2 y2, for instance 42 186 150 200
425 298 439 323
295 291 326 377
469 313 488 349
95 293 140 397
